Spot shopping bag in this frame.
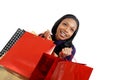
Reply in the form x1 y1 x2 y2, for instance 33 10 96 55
0 28 25 57
50 61 93 80
0 31 55 79
29 53 63 80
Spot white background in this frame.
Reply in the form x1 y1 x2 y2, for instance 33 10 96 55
0 0 120 80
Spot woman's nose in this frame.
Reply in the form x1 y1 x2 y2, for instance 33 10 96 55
65 27 69 33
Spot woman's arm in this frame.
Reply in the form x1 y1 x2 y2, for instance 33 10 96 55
52 47 72 58
52 46 76 61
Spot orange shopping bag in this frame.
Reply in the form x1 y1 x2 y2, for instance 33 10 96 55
0 31 55 79
50 61 93 80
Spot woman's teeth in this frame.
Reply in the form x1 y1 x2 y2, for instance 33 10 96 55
61 31 66 37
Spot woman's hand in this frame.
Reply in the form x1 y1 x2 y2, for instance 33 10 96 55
59 47 72 58
41 30 52 40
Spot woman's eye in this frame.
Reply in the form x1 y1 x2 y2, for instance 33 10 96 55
63 23 67 26
70 28 75 32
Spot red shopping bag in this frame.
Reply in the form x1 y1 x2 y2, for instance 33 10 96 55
29 53 63 80
0 31 55 79
50 61 93 80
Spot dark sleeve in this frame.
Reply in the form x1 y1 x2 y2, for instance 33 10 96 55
65 45 76 61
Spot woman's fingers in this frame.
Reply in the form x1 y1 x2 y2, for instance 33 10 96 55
43 30 52 40
61 48 72 57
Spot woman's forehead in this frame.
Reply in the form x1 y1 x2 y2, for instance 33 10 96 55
62 18 77 28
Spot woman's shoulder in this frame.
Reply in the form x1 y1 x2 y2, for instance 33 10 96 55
71 44 76 55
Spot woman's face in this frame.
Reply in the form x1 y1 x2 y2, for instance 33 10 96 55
55 18 77 40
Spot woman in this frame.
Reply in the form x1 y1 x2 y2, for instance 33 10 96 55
39 14 79 61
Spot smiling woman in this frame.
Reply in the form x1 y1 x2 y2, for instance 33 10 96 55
39 14 79 61
55 18 77 40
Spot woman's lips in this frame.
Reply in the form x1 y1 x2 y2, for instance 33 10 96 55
59 31 67 38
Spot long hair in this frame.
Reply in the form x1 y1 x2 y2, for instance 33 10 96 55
51 14 79 54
